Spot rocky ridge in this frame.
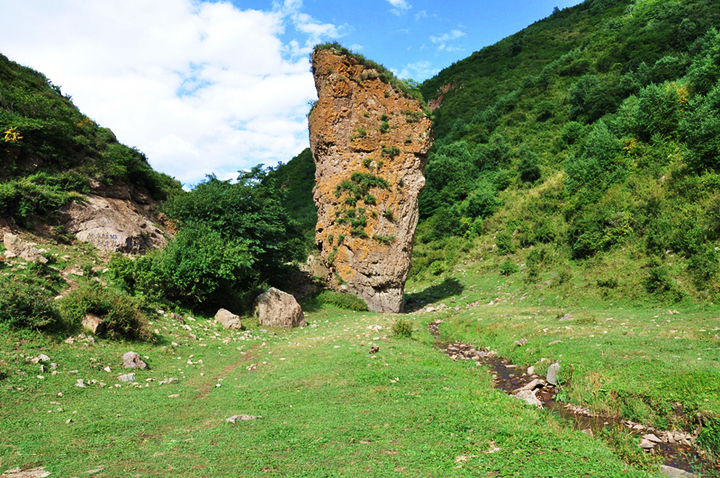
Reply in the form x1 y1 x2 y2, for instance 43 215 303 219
308 47 432 313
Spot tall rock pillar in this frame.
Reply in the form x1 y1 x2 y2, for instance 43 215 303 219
308 46 432 313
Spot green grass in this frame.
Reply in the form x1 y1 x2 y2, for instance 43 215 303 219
1 293 665 477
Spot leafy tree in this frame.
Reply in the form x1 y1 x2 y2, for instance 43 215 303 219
681 82 720 172
116 166 305 310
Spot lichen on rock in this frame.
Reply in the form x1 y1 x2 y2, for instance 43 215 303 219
308 45 432 313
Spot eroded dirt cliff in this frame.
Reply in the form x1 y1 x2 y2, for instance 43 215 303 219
309 47 432 313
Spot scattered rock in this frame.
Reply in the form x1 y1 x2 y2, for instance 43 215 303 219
122 352 148 370
170 313 185 324
514 389 543 409
82 314 106 335
1 466 51 478
515 338 528 347
639 438 655 449
3 233 48 263
643 433 661 443
513 379 544 394
546 362 561 385
548 340 562 346
581 428 594 437
117 373 136 383
254 288 306 328
75 379 86 388
64 337 75 344
559 314 574 321
308 47 432 313
158 377 179 385
225 414 261 423
526 366 535 375
214 309 243 330
660 465 695 478
369 346 380 354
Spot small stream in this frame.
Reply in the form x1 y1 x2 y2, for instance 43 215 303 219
428 319 718 477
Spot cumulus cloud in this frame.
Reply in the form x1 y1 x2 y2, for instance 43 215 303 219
0 0 341 186
386 0 411 16
393 61 438 82
429 29 467 52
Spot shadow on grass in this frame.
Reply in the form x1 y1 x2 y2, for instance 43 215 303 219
405 277 464 311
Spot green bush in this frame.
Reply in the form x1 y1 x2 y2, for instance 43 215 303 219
58 282 153 341
316 290 368 311
496 231 514 254
391 318 413 338
499 258 519 276
0 277 61 331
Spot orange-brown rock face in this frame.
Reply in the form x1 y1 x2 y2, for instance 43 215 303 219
308 48 432 313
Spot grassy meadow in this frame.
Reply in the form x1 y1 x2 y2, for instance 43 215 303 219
2 251 718 477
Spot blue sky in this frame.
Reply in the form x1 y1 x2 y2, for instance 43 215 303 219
0 0 582 187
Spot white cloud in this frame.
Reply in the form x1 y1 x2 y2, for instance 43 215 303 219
414 10 428 21
0 0 341 186
429 29 467 52
386 0 411 16
393 61 438 82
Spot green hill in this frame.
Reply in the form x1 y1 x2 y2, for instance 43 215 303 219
0 53 181 230
408 0 720 304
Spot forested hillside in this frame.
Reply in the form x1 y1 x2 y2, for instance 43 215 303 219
407 0 720 304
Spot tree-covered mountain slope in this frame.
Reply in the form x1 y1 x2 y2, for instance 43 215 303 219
404 0 720 304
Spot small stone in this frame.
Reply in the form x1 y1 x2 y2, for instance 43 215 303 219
643 433 661 443
82 314 107 335
64 336 76 344
660 465 696 478
103 366 111 373
75 379 86 388
225 414 260 423
168 394 180 398
546 363 561 385
37 354 51 362
215 308 243 330
66 418 73 424
559 314 574 321
639 439 655 449
581 428 594 437
117 373 136 382
514 389 543 409
527 366 535 375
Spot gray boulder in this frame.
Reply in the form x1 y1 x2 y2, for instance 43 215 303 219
122 351 148 370
547 362 561 385
254 288 306 328
215 309 243 330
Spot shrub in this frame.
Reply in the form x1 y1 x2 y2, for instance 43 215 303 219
58 282 153 341
316 290 368 311
496 231 514 254
0 277 60 331
518 147 541 183
499 258 519 276
391 318 413 338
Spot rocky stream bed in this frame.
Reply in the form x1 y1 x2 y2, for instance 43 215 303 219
428 319 719 478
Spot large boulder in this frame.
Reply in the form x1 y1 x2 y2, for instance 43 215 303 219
308 47 432 313
3 233 48 263
254 288 306 328
215 309 243 330
59 193 165 254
